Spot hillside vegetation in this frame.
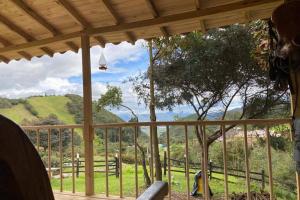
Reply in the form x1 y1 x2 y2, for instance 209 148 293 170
0 95 123 125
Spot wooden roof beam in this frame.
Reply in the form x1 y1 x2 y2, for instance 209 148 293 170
65 41 79 52
102 0 136 44
0 34 37 60
102 0 120 24
160 27 170 37
0 13 34 42
94 36 106 48
18 51 32 60
40 47 54 57
12 0 81 54
56 0 90 28
0 36 12 47
0 55 9 63
200 20 207 33
0 11 56 57
195 0 201 10
144 0 159 18
11 0 58 36
0 0 282 54
56 0 106 47
144 0 170 38
126 32 136 45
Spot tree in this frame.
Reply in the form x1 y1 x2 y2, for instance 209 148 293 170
148 40 162 181
129 24 289 184
24 114 81 151
97 85 152 187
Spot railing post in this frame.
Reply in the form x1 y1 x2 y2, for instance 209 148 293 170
164 150 167 176
261 169 265 190
81 33 94 196
243 124 251 200
115 155 119 178
209 160 212 180
76 157 80 178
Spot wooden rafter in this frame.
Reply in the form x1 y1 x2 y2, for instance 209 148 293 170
102 0 120 24
56 0 90 28
56 0 106 47
0 29 34 60
0 55 9 63
0 0 282 54
0 13 34 42
195 0 201 10
144 0 170 37
11 0 58 36
102 0 136 44
0 36 12 47
94 36 106 48
18 51 32 60
144 0 159 18
126 32 136 45
12 0 79 53
160 27 170 37
0 11 57 58
200 20 206 33
40 47 54 57
244 11 252 23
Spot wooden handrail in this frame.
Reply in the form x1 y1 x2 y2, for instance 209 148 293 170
19 118 293 199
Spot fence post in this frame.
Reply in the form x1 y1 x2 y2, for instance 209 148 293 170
261 169 265 190
76 158 80 178
184 154 187 177
164 150 167 176
115 155 119 178
209 160 212 180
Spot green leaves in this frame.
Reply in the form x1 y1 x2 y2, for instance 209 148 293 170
97 85 123 111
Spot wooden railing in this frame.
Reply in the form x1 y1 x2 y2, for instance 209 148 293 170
22 118 294 200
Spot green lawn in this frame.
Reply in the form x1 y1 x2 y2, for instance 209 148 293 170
0 104 38 123
51 163 278 199
28 96 76 124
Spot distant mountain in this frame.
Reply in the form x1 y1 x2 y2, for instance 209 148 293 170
118 111 192 122
179 107 243 121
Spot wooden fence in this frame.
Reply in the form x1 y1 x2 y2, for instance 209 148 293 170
63 157 119 178
163 154 268 190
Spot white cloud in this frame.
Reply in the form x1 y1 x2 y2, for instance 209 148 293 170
0 40 147 99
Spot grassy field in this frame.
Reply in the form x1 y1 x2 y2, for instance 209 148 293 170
27 96 76 124
0 104 38 123
51 163 275 199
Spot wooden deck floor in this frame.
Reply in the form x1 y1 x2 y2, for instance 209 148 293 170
54 192 134 200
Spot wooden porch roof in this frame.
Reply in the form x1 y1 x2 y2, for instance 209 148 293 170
0 0 283 63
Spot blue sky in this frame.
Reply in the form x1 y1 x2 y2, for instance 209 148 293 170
0 40 194 121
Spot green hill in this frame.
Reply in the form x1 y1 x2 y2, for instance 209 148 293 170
0 104 38 124
0 95 123 125
27 96 75 124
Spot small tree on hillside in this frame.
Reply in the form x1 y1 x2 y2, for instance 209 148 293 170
97 85 151 187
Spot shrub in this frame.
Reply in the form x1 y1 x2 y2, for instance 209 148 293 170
23 100 39 116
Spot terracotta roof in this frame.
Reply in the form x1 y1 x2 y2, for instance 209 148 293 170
0 0 283 63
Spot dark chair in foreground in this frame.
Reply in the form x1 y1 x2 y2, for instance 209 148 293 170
137 181 168 200
0 115 54 200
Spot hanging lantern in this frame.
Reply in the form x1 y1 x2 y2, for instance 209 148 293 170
98 51 108 71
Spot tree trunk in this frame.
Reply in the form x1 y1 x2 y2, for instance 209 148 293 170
149 40 162 181
137 143 152 187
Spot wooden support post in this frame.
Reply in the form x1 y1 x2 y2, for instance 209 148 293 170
261 169 265 190
290 70 300 200
81 33 94 196
164 150 167 176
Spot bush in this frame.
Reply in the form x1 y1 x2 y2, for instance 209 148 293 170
0 98 12 108
23 100 39 116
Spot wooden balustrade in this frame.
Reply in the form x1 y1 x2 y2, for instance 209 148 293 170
21 118 293 199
